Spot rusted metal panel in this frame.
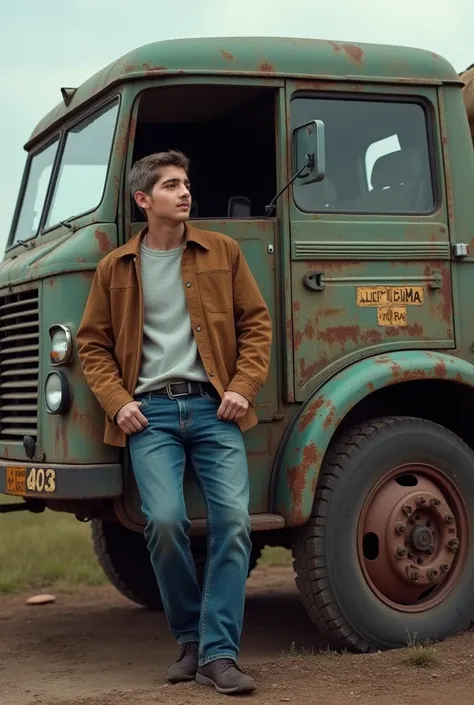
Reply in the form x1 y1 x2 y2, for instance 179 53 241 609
274 351 474 526
26 38 460 148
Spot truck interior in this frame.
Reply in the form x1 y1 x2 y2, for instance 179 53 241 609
129 84 278 221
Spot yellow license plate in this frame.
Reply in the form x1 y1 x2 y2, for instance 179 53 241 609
6 466 26 495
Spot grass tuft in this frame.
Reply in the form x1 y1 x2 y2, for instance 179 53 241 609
403 633 439 667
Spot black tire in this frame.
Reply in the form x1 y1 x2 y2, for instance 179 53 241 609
92 520 261 610
91 519 164 610
293 417 474 652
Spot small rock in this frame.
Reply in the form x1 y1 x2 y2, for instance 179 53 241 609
26 594 56 606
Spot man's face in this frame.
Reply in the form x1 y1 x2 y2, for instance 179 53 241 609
135 165 191 223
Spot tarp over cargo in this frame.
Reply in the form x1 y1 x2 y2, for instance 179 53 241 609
461 64 474 145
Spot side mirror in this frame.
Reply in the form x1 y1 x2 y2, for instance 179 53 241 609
293 119 326 185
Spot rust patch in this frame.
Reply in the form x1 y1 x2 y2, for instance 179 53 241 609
361 329 383 345
303 321 315 340
318 325 360 345
367 382 375 392
48 278 56 288
319 308 344 317
129 117 137 144
294 329 304 350
323 401 336 429
259 61 275 73
434 360 448 378
95 228 113 255
293 300 301 312
287 442 320 524
220 50 236 62
329 41 342 54
299 396 325 432
142 63 167 73
123 62 135 73
299 358 320 384
342 44 364 63
407 322 423 337
385 327 401 338
72 409 103 444
54 424 68 458
439 273 453 324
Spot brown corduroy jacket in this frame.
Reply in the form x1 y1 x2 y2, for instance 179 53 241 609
76 224 273 446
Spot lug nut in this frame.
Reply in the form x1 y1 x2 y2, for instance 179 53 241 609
430 498 441 507
427 568 438 581
396 546 408 558
440 562 450 573
406 565 420 581
415 496 426 507
402 504 413 516
447 538 459 552
444 513 455 524
425 545 435 555
395 522 407 535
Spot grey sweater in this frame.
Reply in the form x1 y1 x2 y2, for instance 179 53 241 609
134 242 208 395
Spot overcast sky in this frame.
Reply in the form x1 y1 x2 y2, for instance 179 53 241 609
0 0 472 253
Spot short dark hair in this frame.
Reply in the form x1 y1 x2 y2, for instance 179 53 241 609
128 150 190 197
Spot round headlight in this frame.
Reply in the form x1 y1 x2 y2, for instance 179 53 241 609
49 325 73 365
45 371 71 414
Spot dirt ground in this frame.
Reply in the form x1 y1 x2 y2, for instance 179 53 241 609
2 564 474 705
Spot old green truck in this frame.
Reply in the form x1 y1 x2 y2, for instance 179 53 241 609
2 37 474 653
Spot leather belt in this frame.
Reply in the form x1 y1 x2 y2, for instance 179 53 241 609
153 381 218 399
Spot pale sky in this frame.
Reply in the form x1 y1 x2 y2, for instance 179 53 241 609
1 0 472 253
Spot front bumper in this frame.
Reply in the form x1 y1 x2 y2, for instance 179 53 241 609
0 460 123 499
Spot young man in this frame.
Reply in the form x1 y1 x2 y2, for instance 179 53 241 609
76 151 272 695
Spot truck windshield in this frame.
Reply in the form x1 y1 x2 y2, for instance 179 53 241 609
10 139 59 246
44 100 119 229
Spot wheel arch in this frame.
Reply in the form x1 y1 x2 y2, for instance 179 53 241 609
273 351 474 527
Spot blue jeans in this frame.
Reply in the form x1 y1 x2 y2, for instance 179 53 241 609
128 391 252 666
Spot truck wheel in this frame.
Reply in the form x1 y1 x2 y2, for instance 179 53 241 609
293 417 474 652
92 520 261 610
91 519 164 610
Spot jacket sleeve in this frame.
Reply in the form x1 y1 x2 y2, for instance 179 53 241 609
226 243 272 405
76 263 134 420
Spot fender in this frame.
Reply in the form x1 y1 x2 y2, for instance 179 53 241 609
274 350 474 527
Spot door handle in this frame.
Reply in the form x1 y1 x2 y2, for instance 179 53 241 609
303 270 325 292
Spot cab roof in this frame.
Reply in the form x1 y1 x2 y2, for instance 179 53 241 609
27 36 460 148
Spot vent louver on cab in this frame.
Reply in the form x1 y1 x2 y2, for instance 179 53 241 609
0 288 39 442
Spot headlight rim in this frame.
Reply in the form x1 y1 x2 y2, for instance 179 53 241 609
48 324 73 366
44 370 72 415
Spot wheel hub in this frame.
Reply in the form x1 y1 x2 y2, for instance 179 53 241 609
358 464 467 612
409 524 433 552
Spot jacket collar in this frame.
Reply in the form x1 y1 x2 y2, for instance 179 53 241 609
114 222 210 259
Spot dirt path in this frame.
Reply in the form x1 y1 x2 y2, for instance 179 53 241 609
1 564 474 705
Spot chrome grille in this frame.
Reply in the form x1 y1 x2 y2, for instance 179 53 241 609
0 288 39 441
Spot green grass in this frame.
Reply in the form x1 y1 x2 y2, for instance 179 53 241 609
0 497 106 594
403 634 439 667
0 495 293 595
258 546 292 566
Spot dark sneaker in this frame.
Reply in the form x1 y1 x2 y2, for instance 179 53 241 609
166 641 199 683
196 658 256 694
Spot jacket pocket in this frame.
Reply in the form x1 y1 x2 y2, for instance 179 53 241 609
197 270 232 313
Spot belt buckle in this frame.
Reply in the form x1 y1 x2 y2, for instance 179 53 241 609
166 381 192 398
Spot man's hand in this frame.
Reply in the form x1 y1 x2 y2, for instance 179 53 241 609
116 401 149 435
217 391 249 422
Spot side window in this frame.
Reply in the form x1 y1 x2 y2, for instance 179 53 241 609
44 101 119 228
291 97 435 215
10 140 59 245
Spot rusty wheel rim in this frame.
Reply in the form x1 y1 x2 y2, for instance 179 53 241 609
357 463 469 612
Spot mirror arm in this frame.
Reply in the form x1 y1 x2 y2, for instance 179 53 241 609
264 154 313 218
